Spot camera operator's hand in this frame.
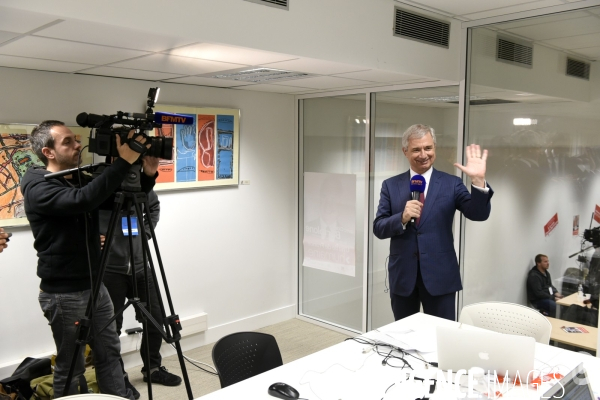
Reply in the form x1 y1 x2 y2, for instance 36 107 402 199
116 131 149 164
0 228 10 253
142 156 159 177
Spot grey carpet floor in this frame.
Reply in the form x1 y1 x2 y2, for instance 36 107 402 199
125 318 351 399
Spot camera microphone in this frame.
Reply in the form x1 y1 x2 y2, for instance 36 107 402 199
409 175 426 224
77 112 107 128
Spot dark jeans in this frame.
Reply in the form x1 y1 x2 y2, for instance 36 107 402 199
532 298 557 318
390 267 456 321
38 284 134 399
104 271 163 371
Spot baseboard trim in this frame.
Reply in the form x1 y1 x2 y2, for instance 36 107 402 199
0 305 295 378
122 304 295 370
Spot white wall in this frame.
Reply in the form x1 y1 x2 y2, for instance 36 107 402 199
1 0 463 82
0 67 296 374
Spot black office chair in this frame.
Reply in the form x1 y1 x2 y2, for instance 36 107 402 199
212 332 283 388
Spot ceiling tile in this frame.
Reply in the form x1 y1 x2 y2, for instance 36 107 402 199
493 10 589 30
504 16 600 41
0 30 19 44
111 54 247 75
34 20 194 52
161 76 250 87
333 69 425 83
259 57 368 75
0 54 94 72
402 0 536 17
462 1 566 20
77 66 184 81
265 76 372 89
235 83 314 93
0 36 150 64
0 6 59 33
541 32 600 49
569 46 600 59
166 43 295 65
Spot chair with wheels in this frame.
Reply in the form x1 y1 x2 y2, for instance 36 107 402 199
459 301 552 345
212 332 283 388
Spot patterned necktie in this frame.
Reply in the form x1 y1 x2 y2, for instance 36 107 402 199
417 192 425 226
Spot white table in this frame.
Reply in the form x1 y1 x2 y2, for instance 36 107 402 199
197 313 600 400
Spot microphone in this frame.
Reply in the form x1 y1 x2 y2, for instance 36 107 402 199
76 112 108 128
409 175 426 224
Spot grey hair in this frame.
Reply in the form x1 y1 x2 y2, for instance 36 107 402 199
31 120 65 166
402 124 436 149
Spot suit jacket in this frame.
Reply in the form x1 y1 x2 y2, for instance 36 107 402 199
373 168 493 297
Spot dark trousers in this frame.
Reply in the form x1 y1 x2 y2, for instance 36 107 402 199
38 285 134 399
531 298 557 318
390 267 456 321
104 271 163 371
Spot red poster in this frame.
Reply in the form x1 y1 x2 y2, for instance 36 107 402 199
594 205 600 224
155 125 174 183
573 215 579 236
544 213 559 237
197 115 215 181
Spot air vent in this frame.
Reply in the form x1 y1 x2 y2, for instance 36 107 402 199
244 0 288 10
199 67 312 83
448 99 519 106
566 58 590 80
393 7 450 48
496 36 533 68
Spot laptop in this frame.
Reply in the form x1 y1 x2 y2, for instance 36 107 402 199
436 326 536 379
542 363 595 400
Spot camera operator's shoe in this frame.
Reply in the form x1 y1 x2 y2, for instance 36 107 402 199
142 366 182 386
124 376 140 399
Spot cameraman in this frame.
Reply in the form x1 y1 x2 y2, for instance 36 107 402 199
21 120 158 399
100 188 182 397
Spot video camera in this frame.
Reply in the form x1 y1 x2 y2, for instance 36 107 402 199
584 227 600 247
76 88 191 159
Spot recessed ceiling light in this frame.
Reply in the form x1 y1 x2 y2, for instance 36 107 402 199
513 118 537 126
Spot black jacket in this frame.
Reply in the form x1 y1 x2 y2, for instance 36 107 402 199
21 158 156 293
527 266 558 302
99 190 160 275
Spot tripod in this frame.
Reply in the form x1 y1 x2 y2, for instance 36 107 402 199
63 166 193 400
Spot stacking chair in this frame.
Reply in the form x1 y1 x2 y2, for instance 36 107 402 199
212 332 283 388
459 301 552 345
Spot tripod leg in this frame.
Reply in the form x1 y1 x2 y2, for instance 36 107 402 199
63 196 125 396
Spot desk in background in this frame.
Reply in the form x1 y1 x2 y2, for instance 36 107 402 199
547 316 598 352
557 292 591 308
197 313 600 400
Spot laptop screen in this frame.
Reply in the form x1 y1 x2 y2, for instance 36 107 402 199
543 363 594 400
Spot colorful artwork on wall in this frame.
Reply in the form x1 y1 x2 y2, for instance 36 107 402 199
152 106 239 191
0 124 92 227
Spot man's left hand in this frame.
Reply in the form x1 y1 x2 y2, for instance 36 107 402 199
142 156 160 177
454 144 488 188
555 293 564 300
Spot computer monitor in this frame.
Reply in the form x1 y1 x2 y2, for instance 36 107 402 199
542 363 594 399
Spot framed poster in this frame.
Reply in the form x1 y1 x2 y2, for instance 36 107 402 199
0 123 92 227
152 105 240 191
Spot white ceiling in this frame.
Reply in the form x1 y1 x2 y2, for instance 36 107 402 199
0 1 597 94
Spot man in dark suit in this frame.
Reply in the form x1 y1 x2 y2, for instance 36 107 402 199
373 124 493 321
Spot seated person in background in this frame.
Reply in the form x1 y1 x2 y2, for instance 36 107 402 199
527 254 563 317
584 249 600 309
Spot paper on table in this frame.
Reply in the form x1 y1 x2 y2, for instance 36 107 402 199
370 328 437 353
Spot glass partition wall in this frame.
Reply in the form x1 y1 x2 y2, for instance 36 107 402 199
300 4 600 337
462 6 600 351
